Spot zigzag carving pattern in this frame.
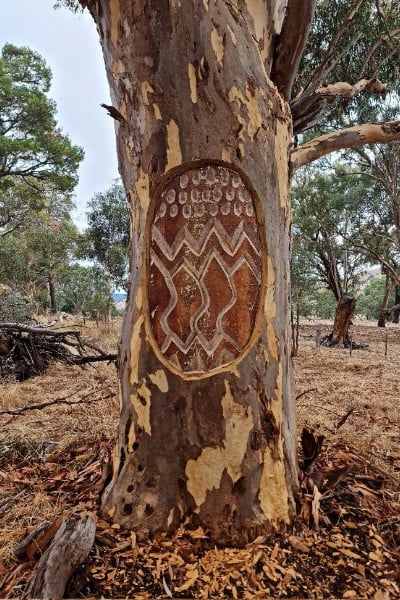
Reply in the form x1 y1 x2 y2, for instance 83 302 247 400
148 164 262 373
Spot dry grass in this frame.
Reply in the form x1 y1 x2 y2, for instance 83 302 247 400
0 319 399 598
0 321 120 562
295 321 400 475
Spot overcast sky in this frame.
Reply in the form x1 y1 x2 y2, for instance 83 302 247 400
0 0 119 226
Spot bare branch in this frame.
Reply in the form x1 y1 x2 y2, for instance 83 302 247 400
386 301 400 315
360 28 400 77
0 388 113 416
301 0 367 95
316 78 385 100
291 120 400 169
271 0 316 100
0 322 81 337
292 78 386 134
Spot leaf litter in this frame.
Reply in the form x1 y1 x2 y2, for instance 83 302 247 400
0 321 399 598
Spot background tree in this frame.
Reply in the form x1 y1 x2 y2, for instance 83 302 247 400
0 44 83 195
59 0 400 544
25 211 79 314
342 139 400 324
58 264 111 322
356 275 396 321
0 43 84 317
82 180 130 320
292 167 373 342
0 191 79 315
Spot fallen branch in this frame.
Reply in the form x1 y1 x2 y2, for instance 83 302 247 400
0 388 115 416
23 515 96 600
335 407 355 430
0 322 117 381
296 387 318 401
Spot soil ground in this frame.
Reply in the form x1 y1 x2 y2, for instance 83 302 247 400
0 320 399 599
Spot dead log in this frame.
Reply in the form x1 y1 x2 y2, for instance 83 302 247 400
0 323 117 380
23 515 96 600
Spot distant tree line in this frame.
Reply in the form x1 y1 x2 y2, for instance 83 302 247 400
0 44 129 323
1 43 399 327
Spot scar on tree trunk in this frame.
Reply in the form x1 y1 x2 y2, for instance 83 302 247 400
320 294 357 347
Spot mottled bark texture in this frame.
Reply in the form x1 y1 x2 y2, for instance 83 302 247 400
291 121 400 169
85 0 297 545
321 295 356 347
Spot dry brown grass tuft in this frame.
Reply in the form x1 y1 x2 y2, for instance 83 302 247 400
295 321 400 474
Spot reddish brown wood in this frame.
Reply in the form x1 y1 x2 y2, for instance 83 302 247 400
149 163 262 373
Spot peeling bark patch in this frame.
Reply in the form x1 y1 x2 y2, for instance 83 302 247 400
148 164 262 374
141 81 154 106
259 448 290 524
227 25 237 47
211 27 225 68
228 85 262 142
188 63 197 104
166 120 182 172
264 256 278 362
153 103 162 120
148 369 169 392
109 0 120 47
134 384 152 435
185 380 253 510
135 169 150 212
275 119 290 211
245 0 266 42
129 315 145 385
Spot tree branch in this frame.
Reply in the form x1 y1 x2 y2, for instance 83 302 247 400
0 388 114 416
271 0 316 100
291 120 400 169
23 515 96 600
300 0 367 95
292 78 386 134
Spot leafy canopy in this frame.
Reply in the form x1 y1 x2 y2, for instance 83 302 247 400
0 44 83 196
82 180 130 291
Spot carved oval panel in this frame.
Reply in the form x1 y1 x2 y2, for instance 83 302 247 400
148 163 262 374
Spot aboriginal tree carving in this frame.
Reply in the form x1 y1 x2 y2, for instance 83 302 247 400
67 0 400 544
149 163 263 375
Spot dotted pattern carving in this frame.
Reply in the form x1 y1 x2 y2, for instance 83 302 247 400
149 164 262 373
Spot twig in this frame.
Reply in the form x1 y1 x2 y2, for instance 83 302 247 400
335 407 355 430
0 389 115 416
296 387 318 400
74 353 117 365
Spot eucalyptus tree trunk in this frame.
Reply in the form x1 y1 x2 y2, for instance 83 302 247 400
377 272 392 328
85 0 300 545
392 285 400 324
321 294 356 347
48 274 57 315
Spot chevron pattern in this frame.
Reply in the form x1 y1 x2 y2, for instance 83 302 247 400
148 165 262 373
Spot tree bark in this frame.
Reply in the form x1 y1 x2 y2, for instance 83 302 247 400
23 515 96 600
48 274 57 315
377 272 392 328
392 285 400 323
321 294 356 347
85 0 298 546
291 121 400 169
